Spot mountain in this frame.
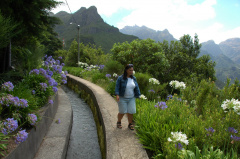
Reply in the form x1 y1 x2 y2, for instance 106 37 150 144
219 38 240 64
120 25 176 42
200 40 240 86
53 6 138 53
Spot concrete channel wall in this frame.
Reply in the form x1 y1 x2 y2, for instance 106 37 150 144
5 93 59 159
66 74 149 159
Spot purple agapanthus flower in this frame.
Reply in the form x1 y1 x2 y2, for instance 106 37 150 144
148 89 155 93
205 127 215 136
1 118 18 135
39 68 46 75
15 129 28 144
29 69 39 75
48 78 56 86
19 99 28 108
106 74 111 78
62 80 67 84
166 94 173 100
48 99 54 105
58 56 62 59
46 69 53 77
61 63 65 66
228 127 238 134
55 60 60 65
1 81 14 92
99 65 105 70
32 90 36 95
52 87 58 93
40 83 48 91
175 143 183 150
155 101 168 110
231 135 240 142
28 114 37 125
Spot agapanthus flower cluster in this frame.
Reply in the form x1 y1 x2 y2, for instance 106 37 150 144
230 135 240 142
166 94 173 100
15 129 28 144
148 89 155 93
139 94 147 100
0 95 28 108
113 73 118 78
1 81 14 92
40 83 48 91
228 127 238 134
155 101 168 110
98 65 105 70
29 69 39 75
221 98 240 115
106 74 111 78
149 78 160 85
1 118 18 135
175 143 183 150
205 127 215 136
168 131 189 145
77 62 89 68
28 114 37 125
48 99 54 105
169 80 186 89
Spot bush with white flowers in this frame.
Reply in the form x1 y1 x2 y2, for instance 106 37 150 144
149 78 160 85
139 94 147 100
169 80 186 89
221 98 240 115
168 131 189 145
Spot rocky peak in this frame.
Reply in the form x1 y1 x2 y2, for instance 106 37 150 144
72 6 104 26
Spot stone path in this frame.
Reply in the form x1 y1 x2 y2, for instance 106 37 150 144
62 85 102 159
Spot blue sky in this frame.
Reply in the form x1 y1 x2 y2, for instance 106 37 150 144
52 0 240 44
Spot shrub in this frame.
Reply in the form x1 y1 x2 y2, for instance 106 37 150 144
106 81 116 96
134 72 151 95
91 73 108 84
103 60 124 75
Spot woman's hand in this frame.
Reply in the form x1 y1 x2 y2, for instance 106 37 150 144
116 95 120 102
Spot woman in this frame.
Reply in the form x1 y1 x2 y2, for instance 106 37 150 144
115 64 141 130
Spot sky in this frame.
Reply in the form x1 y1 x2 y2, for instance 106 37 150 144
51 0 240 44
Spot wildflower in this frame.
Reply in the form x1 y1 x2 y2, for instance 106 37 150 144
44 61 49 67
139 94 147 100
52 87 58 93
228 127 238 134
48 78 56 86
148 89 155 93
166 94 173 100
175 143 183 150
40 83 48 91
46 70 53 77
205 127 215 136
15 129 28 144
169 80 186 89
106 74 111 78
168 131 189 145
58 56 62 59
1 81 14 92
113 73 118 78
1 118 18 135
48 100 54 105
28 114 37 125
155 101 168 110
149 78 160 85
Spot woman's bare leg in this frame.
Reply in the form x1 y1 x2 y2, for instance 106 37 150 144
117 113 124 122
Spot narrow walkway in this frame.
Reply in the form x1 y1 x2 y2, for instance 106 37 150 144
62 85 102 159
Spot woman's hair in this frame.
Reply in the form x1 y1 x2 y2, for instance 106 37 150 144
123 64 133 79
